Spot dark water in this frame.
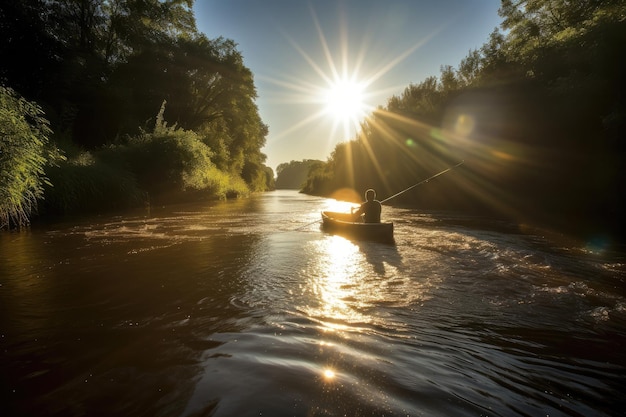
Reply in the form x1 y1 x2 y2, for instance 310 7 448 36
1 190 625 416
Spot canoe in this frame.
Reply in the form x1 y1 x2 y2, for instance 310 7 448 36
321 211 394 242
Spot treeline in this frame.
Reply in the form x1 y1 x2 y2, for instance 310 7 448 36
0 0 274 229
275 160 323 189
303 0 625 242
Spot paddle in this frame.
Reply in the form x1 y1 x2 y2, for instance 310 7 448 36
293 160 464 230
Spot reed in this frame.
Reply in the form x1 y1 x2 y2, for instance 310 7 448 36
0 86 63 229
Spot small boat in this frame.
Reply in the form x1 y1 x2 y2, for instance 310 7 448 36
321 211 394 242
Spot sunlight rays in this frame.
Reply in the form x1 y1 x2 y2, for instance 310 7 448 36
261 5 434 153
354 128 392 194
258 3 536 226
353 106 522 212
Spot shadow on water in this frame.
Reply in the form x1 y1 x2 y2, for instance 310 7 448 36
354 239 404 276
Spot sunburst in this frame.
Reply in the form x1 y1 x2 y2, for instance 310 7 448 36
258 5 431 153
320 75 367 137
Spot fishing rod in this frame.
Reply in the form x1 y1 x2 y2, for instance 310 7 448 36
380 160 464 204
294 217 324 231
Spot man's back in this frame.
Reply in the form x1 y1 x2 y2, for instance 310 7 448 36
360 200 381 223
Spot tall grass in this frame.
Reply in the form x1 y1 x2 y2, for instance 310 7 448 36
0 86 63 229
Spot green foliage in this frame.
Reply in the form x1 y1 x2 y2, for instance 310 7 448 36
386 77 445 124
98 102 251 202
42 154 144 215
242 160 270 192
263 166 276 191
301 160 334 196
275 160 323 189
0 1 272 191
0 1 64 101
37 101 256 219
0 86 63 229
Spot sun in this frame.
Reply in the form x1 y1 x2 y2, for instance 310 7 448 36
261 4 430 154
316 74 371 141
322 77 367 125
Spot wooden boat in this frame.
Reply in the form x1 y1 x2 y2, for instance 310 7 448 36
321 211 394 242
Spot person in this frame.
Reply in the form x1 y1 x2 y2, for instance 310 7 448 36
352 189 382 223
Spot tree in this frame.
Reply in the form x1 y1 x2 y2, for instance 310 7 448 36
1 0 273 193
0 0 198 146
0 1 65 100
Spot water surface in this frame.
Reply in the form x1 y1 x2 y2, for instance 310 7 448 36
1 190 625 416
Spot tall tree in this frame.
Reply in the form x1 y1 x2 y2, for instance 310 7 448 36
0 1 65 100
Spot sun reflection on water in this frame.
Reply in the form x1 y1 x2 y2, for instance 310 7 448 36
321 196 358 213
298 230 439 340
311 236 365 325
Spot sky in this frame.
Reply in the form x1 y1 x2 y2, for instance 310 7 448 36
192 0 503 172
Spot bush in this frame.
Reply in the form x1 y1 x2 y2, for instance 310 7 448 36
38 101 251 218
98 102 250 202
0 86 63 229
42 153 144 215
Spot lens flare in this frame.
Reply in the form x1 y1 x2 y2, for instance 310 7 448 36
323 369 336 379
454 114 475 136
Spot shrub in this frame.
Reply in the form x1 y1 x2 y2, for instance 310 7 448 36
40 100 251 217
42 153 144 215
98 102 250 202
0 86 63 229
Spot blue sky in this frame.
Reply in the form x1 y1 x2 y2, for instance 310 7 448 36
193 0 503 171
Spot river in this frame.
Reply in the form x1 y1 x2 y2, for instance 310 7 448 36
1 190 625 416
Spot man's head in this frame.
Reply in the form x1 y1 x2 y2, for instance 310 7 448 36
365 189 376 201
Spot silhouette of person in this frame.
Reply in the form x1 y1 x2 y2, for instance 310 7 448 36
352 189 382 223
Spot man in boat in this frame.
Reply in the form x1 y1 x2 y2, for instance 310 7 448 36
351 189 382 223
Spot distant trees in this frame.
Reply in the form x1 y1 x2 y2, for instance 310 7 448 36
304 0 626 240
275 160 323 189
